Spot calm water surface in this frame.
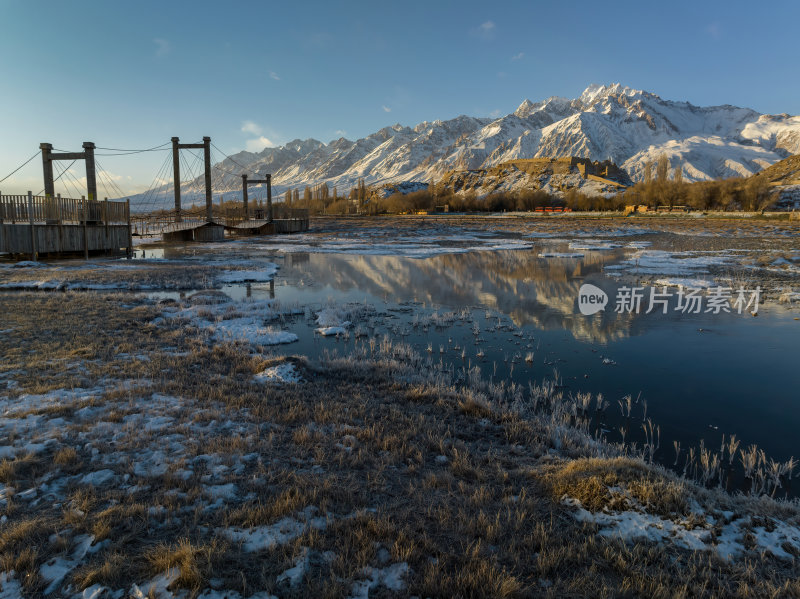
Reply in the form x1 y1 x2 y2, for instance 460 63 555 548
141 243 800 492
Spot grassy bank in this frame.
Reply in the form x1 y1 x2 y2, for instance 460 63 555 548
1 292 799 598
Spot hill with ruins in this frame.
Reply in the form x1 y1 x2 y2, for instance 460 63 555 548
434 157 632 198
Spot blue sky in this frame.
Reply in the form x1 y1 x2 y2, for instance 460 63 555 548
1 0 798 195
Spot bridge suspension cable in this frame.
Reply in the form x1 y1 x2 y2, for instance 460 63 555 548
210 142 262 177
94 141 171 155
0 151 41 184
95 159 129 199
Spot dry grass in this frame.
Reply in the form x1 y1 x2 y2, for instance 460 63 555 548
544 457 690 516
147 538 226 592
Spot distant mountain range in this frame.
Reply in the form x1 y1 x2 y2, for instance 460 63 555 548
131 83 800 210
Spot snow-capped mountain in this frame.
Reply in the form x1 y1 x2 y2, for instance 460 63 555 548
132 84 800 209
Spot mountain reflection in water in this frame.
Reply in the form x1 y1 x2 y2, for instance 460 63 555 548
280 249 634 343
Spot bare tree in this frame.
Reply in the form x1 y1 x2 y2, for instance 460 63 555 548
656 154 670 182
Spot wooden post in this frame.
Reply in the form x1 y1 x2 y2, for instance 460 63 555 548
203 136 212 223
267 174 273 223
82 196 88 260
56 193 63 254
40 143 55 199
241 174 249 221
83 142 97 202
126 198 132 258
172 137 182 222
27 191 37 261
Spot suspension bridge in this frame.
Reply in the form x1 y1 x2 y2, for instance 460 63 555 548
0 137 309 259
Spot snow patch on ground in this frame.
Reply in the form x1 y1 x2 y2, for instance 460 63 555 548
155 294 298 347
563 496 800 562
220 507 329 552
129 570 179 599
652 278 715 289
0 572 22 599
254 362 302 384
40 534 103 594
348 563 409 599
277 549 311 588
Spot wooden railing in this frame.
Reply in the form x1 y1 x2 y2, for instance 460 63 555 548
0 193 129 225
128 205 310 236
131 216 207 235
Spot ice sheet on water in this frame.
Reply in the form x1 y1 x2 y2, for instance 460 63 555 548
216 263 279 283
604 250 731 276
316 326 348 336
251 231 534 258
538 252 585 258
568 240 623 251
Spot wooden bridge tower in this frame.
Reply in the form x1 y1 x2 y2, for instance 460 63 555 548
40 141 97 201
171 136 212 223
241 173 273 222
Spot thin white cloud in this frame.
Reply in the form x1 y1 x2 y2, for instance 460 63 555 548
382 105 392 113
241 121 263 135
489 109 503 118
335 129 347 136
245 136 275 152
153 38 170 57
269 71 280 81
512 52 524 61
474 20 496 39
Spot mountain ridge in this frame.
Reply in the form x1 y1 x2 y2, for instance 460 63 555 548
131 84 800 209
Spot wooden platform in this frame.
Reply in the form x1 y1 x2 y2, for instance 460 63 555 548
274 218 309 234
162 222 225 242
223 218 310 236
0 223 131 256
0 194 131 259
154 217 309 242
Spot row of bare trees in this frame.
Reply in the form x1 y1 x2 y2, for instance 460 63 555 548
626 154 776 211
274 155 778 215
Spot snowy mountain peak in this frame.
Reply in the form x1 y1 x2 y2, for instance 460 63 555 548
283 138 326 154
514 99 538 118
579 83 643 106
